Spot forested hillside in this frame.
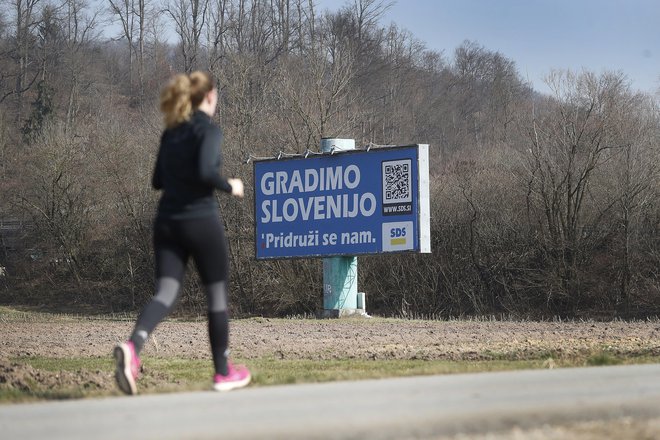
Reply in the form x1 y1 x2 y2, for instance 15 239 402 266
0 0 658 318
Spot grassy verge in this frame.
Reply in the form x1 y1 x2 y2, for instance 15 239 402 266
0 305 138 323
3 352 660 404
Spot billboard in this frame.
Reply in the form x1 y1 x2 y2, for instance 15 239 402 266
254 145 430 259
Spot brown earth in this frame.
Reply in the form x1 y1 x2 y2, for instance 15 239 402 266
2 316 659 362
1 315 660 438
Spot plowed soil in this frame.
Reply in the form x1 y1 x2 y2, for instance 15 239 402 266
2 317 659 360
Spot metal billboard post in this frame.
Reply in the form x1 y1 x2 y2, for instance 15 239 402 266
320 138 364 318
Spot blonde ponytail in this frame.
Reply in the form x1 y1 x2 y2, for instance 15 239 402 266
160 71 215 129
160 74 193 129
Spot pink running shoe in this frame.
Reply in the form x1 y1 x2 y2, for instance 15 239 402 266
114 341 141 395
213 363 251 392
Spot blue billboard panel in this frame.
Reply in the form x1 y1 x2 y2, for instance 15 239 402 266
254 145 430 259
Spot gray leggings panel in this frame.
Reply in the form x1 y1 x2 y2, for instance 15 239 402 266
130 277 181 352
206 281 228 312
153 277 182 308
131 278 226 349
152 278 227 312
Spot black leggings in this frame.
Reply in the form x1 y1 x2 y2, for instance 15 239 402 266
129 215 231 375
154 215 229 286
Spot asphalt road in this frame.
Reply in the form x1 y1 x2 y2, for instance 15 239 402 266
2 364 660 439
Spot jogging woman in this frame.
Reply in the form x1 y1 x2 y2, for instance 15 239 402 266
114 71 250 394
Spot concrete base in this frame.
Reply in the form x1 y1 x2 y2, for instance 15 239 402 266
320 291 368 318
321 308 370 319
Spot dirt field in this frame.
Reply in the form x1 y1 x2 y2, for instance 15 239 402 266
2 315 659 361
1 314 660 439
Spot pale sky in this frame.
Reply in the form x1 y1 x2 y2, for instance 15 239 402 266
317 0 660 96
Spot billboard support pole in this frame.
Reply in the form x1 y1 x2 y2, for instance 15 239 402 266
320 138 364 318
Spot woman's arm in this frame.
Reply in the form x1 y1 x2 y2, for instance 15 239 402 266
152 150 163 190
198 125 233 193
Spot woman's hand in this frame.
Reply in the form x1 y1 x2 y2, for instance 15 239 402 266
228 178 244 198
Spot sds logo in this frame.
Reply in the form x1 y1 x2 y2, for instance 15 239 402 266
382 222 413 252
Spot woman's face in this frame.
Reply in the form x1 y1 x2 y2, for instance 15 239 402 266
200 88 218 117
208 88 218 115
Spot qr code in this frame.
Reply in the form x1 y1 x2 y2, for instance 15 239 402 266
382 160 411 203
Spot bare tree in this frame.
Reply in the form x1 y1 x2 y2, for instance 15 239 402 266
522 70 632 310
107 0 155 102
205 0 228 71
167 0 209 71
272 0 291 54
16 124 94 283
35 4 63 82
599 91 660 311
61 0 99 130
348 0 390 59
107 0 137 93
1 0 43 119
272 8 359 150
135 0 146 98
